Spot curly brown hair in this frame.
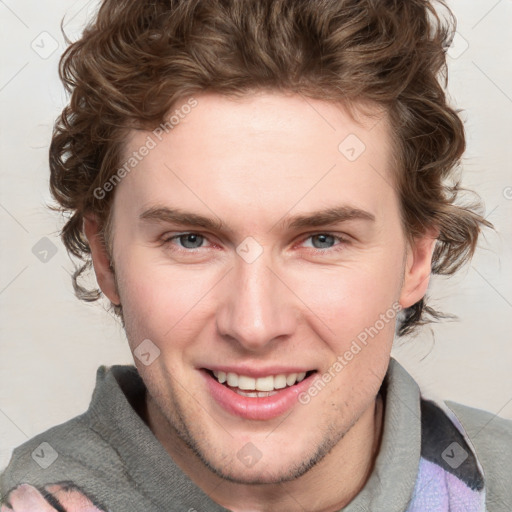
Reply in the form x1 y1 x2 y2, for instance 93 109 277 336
49 0 491 336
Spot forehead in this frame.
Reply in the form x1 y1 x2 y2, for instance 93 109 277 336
115 92 396 228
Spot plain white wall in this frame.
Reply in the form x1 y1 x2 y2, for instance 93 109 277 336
1 0 511 472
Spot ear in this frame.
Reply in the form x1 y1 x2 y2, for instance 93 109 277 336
399 228 438 309
83 215 120 305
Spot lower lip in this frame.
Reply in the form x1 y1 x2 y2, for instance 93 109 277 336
201 369 316 421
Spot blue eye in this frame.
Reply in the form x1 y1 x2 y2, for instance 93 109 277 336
180 233 204 249
302 233 346 251
165 233 206 249
308 234 336 249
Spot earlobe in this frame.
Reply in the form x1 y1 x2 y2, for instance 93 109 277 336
399 229 438 309
83 215 120 305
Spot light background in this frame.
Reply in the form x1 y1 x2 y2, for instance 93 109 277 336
1 0 511 472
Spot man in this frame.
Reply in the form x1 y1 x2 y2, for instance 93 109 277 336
1 0 511 511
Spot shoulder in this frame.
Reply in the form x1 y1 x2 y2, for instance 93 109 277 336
445 400 512 510
1 365 143 511
445 400 512 453
0 415 118 511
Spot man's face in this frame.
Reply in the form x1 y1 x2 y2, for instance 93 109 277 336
106 92 414 483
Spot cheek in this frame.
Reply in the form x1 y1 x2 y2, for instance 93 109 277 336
288 256 403 339
115 256 210 345
116 263 212 387
301 266 399 406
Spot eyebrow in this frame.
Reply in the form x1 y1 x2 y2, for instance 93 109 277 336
280 206 375 230
139 205 375 232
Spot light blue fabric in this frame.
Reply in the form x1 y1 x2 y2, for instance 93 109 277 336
406 457 485 511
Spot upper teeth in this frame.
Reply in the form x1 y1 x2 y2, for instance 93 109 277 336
213 370 307 391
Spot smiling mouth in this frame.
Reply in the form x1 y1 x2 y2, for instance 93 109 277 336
204 369 317 397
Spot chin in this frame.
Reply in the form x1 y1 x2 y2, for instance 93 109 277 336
194 431 339 486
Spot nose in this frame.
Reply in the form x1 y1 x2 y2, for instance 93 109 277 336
215 250 297 352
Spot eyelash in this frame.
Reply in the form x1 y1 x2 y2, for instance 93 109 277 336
160 232 349 253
